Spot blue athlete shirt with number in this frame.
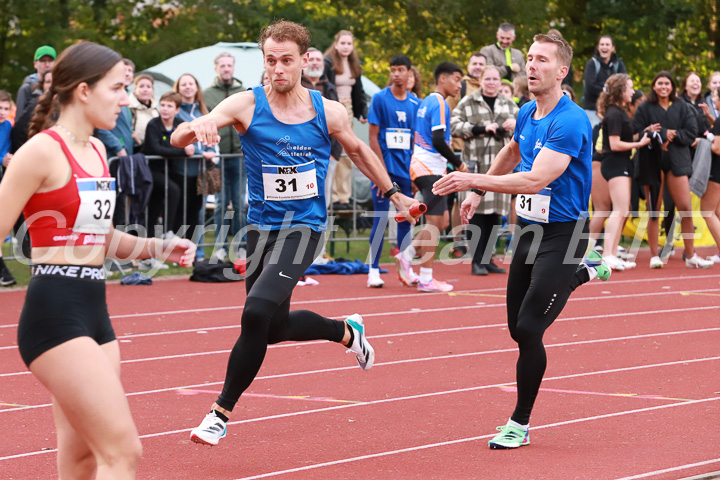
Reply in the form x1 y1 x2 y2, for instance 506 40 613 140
414 92 451 154
367 87 419 179
513 94 592 223
240 86 331 232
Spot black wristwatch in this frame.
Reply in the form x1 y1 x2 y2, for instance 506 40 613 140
471 188 487 196
384 182 400 198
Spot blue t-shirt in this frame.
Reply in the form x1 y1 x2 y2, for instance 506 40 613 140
414 92 451 154
0 120 11 162
367 87 419 179
513 94 592 223
240 86 331 232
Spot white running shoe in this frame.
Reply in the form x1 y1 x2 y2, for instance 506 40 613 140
394 251 419 287
366 273 384 288
686 254 713 269
620 259 637 269
602 255 625 271
706 254 720 264
649 256 664 269
617 246 636 261
190 411 227 446
417 278 454 293
345 314 374 370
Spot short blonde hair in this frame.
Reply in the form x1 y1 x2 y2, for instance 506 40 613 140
532 33 573 67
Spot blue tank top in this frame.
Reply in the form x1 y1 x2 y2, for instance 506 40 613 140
241 86 331 231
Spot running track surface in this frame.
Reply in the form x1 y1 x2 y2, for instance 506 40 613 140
1 250 719 480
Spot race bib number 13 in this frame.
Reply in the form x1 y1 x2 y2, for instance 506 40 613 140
262 160 319 201
385 128 412 150
516 188 551 223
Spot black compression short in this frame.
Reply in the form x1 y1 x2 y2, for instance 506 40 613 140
17 265 115 367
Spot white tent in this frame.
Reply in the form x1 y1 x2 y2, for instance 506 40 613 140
142 41 379 141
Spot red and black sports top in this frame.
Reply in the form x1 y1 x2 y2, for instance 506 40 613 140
23 130 116 248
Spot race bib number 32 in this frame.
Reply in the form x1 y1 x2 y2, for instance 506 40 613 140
516 188 551 223
262 160 319 201
73 177 116 234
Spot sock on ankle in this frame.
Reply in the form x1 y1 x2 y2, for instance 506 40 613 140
345 321 355 347
587 265 598 281
508 418 528 431
213 409 229 423
419 267 432 283
369 267 380 277
403 245 416 261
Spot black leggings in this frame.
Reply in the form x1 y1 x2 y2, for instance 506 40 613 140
216 227 345 412
506 220 589 425
467 213 501 266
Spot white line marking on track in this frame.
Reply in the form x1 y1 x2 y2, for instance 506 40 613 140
614 459 720 480
2 359 719 463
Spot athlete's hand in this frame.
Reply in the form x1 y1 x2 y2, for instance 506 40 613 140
432 171 477 196
390 193 420 225
460 192 482 225
638 132 652 148
646 123 662 134
666 129 677 142
189 118 222 147
159 237 196 268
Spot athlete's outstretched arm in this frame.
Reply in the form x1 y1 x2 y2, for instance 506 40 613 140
433 145 570 196
325 99 419 223
172 90 255 148
105 228 195 267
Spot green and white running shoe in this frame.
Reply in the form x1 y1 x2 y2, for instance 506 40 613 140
488 424 530 449
585 250 611 281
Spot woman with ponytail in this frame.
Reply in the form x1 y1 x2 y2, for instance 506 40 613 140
0 41 196 479
595 73 650 270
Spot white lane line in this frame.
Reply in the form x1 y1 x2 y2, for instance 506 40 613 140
614 460 720 480
2 272 719 330
231 396 720 480
2 359 719 464
2 286 720 353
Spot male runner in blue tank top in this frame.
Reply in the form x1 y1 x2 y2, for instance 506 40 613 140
434 33 610 449
172 20 418 446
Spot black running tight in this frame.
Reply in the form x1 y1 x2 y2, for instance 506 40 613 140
216 227 345 412
505 220 589 425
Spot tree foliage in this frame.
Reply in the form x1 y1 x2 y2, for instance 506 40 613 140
1 0 718 98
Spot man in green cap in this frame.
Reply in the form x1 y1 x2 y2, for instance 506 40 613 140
15 45 57 115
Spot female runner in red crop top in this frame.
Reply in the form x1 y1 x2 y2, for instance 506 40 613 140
0 42 195 479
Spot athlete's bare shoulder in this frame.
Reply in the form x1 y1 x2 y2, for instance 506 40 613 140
322 97 350 135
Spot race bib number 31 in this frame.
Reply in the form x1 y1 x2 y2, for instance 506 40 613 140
516 188 551 223
385 128 412 150
262 160 319 201
73 177 116 234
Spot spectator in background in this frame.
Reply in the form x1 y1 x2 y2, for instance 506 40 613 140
0 90 15 287
129 73 159 152
703 72 720 121
123 59 135 92
11 71 53 155
583 35 627 127
480 23 526 83
513 75 531 107
499 80 514 100
204 52 246 261
260 70 270 86
547 29 574 89
633 71 712 268
680 71 713 136
702 92 720 264
451 65 518 276
408 66 423 99
143 92 197 247
562 84 577 103
15 45 56 116
596 73 648 271
447 53 487 152
324 30 368 211
174 73 217 256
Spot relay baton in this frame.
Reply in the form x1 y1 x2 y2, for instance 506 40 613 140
395 203 427 222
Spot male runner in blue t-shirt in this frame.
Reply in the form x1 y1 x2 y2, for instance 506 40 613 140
434 33 611 449
172 20 418 447
395 62 468 293
366 54 419 288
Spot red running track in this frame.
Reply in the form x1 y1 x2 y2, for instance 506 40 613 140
1 249 720 479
